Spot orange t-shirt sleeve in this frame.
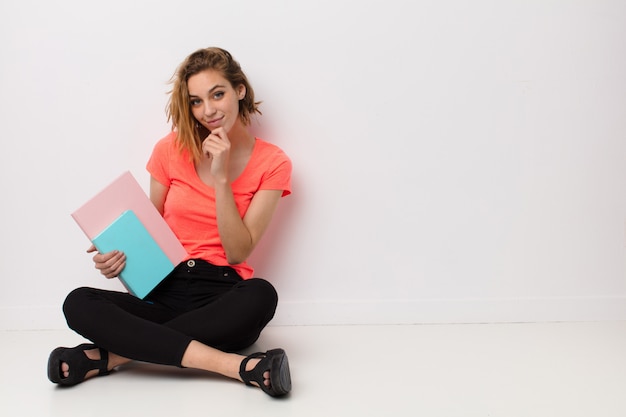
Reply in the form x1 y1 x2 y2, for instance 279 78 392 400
259 147 292 197
146 132 175 187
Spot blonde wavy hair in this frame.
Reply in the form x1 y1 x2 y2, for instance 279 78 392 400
166 47 261 163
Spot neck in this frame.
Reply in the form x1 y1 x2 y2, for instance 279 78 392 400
227 120 254 150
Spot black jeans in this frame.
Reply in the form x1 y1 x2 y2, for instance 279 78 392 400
62 259 278 367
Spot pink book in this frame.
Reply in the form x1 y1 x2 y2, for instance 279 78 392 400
71 171 188 267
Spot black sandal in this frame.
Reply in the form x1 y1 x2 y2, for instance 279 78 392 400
47 343 110 386
239 348 292 397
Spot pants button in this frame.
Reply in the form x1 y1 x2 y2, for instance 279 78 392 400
187 260 196 267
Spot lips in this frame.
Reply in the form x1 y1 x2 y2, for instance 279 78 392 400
205 116 223 127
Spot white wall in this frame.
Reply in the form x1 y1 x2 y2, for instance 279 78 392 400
1 0 625 329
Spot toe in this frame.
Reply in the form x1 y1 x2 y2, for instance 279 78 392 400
61 362 70 378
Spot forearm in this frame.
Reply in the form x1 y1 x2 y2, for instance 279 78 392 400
214 181 253 264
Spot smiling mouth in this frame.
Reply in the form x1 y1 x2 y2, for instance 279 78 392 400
205 117 223 126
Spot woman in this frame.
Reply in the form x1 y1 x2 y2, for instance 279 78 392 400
47 47 292 397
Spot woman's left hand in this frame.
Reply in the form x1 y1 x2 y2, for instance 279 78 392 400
202 127 230 183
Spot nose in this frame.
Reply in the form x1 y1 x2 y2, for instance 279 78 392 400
203 101 216 118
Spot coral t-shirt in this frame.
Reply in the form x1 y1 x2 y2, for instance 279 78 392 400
146 131 292 279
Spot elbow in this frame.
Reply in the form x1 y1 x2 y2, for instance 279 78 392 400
226 255 247 266
225 249 251 266
224 236 254 265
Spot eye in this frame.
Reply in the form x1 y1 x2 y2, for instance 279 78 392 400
190 98 202 106
212 91 225 100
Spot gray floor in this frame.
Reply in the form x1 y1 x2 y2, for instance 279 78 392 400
2 322 626 417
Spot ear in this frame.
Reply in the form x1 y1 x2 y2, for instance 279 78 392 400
237 84 246 100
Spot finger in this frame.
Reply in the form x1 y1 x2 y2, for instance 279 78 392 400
105 260 125 279
94 250 124 273
204 134 223 150
207 128 230 146
209 127 226 139
203 135 220 158
203 143 225 160
86 244 97 253
103 256 126 278
92 249 119 265
205 135 229 155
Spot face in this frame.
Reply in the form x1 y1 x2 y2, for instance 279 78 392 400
187 69 246 134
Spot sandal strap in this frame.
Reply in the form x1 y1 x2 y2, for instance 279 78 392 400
95 347 110 376
239 352 266 387
73 344 110 376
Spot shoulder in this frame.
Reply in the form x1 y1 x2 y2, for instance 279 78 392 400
151 131 193 162
147 131 189 183
247 138 292 196
254 138 291 165
152 131 178 153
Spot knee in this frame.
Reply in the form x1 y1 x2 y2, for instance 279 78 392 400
245 278 278 311
62 287 95 330
217 279 279 351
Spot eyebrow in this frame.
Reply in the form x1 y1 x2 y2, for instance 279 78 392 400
189 84 227 97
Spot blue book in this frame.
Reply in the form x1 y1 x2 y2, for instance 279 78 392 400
92 209 175 299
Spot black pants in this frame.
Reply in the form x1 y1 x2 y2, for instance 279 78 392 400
62 259 278 367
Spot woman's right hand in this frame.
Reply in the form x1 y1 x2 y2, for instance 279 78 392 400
87 244 126 279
